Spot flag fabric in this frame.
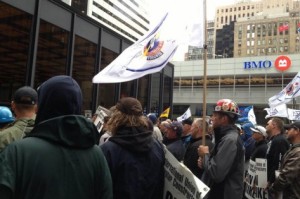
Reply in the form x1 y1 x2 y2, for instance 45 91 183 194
160 107 170 118
287 108 300 121
268 72 300 107
92 13 178 83
278 24 289 32
264 104 288 119
237 106 256 125
177 107 192 122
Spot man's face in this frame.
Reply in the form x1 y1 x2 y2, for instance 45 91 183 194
182 124 192 136
286 127 299 143
265 119 274 136
211 112 224 128
190 122 199 138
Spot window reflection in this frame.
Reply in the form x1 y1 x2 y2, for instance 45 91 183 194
35 19 69 87
73 36 97 112
0 3 32 104
150 73 160 115
137 75 149 113
97 47 118 108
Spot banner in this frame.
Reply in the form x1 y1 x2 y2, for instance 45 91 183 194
268 72 300 107
264 104 288 119
238 106 257 125
92 13 178 83
287 108 300 121
160 107 170 118
177 107 192 122
164 147 210 199
244 159 268 199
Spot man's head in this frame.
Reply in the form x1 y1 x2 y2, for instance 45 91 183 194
250 125 267 141
11 86 38 118
266 117 284 137
147 113 157 125
284 121 300 144
107 97 148 135
35 75 82 125
212 99 239 128
191 118 208 139
181 118 193 136
165 121 183 139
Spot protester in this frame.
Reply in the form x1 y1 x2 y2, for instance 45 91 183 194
265 117 290 191
0 86 37 152
269 121 300 199
198 99 245 199
158 120 171 136
181 117 193 148
0 75 112 199
163 121 186 161
100 97 164 199
249 125 268 161
0 106 15 129
183 118 214 179
241 122 256 172
147 113 163 142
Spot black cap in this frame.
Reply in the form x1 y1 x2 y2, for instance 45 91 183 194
13 86 37 105
284 121 300 130
182 118 193 125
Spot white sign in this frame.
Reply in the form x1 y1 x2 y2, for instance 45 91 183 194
245 159 268 199
164 147 210 199
93 106 109 133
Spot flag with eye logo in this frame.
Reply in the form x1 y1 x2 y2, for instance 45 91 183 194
92 13 178 83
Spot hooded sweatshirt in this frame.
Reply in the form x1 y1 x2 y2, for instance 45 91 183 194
0 76 112 199
101 125 165 199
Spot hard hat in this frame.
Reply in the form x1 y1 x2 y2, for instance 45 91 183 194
147 113 157 124
0 106 15 123
214 99 240 119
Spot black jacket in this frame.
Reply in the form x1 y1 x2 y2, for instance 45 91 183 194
101 126 165 199
250 139 268 161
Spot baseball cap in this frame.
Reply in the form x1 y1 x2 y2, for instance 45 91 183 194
166 121 183 135
250 125 267 137
147 113 157 124
182 118 193 125
284 121 300 130
13 86 38 105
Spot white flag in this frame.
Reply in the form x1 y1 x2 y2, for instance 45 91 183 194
264 104 288 119
268 72 300 107
248 106 257 125
287 108 300 121
177 107 192 122
92 13 178 83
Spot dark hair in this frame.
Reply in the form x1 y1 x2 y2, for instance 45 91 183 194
270 117 284 134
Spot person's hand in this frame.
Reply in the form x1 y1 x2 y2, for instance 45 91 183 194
198 145 209 157
197 157 203 169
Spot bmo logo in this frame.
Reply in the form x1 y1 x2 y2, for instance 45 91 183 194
274 55 291 71
244 60 272 69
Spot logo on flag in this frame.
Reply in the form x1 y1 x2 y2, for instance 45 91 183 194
268 72 300 108
92 13 178 83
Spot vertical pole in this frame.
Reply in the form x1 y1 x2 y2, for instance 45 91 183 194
202 0 208 145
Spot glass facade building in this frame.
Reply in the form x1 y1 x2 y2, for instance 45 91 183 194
0 0 174 116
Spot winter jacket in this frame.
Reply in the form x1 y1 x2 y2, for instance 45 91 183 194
266 133 290 183
271 143 300 199
101 126 165 199
250 139 268 161
241 123 256 161
0 118 35 152
184 135 214 179
202 125 245 199
163 137 185 161
0 115 112 199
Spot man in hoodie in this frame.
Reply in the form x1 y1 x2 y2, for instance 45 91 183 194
0 86 37 152
100 97 165 199
0 75 112 199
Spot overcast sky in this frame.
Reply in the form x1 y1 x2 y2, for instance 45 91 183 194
147 0 237 60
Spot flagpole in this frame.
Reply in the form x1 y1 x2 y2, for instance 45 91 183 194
202 0 208 146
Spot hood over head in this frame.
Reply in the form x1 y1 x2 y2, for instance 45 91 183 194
35 75 82 125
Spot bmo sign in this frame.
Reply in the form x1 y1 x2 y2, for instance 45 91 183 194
244 60 272 69
244 55 292 71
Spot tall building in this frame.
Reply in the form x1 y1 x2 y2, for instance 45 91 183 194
60 0 150 42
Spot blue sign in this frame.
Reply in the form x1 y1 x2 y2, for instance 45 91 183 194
244 60 272 69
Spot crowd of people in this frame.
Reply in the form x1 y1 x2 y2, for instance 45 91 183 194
0 75 299 199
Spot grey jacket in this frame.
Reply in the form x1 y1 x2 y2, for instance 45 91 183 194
202 125 245 199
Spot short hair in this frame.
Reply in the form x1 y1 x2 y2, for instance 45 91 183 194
270 117 284 133
193 118 208 131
